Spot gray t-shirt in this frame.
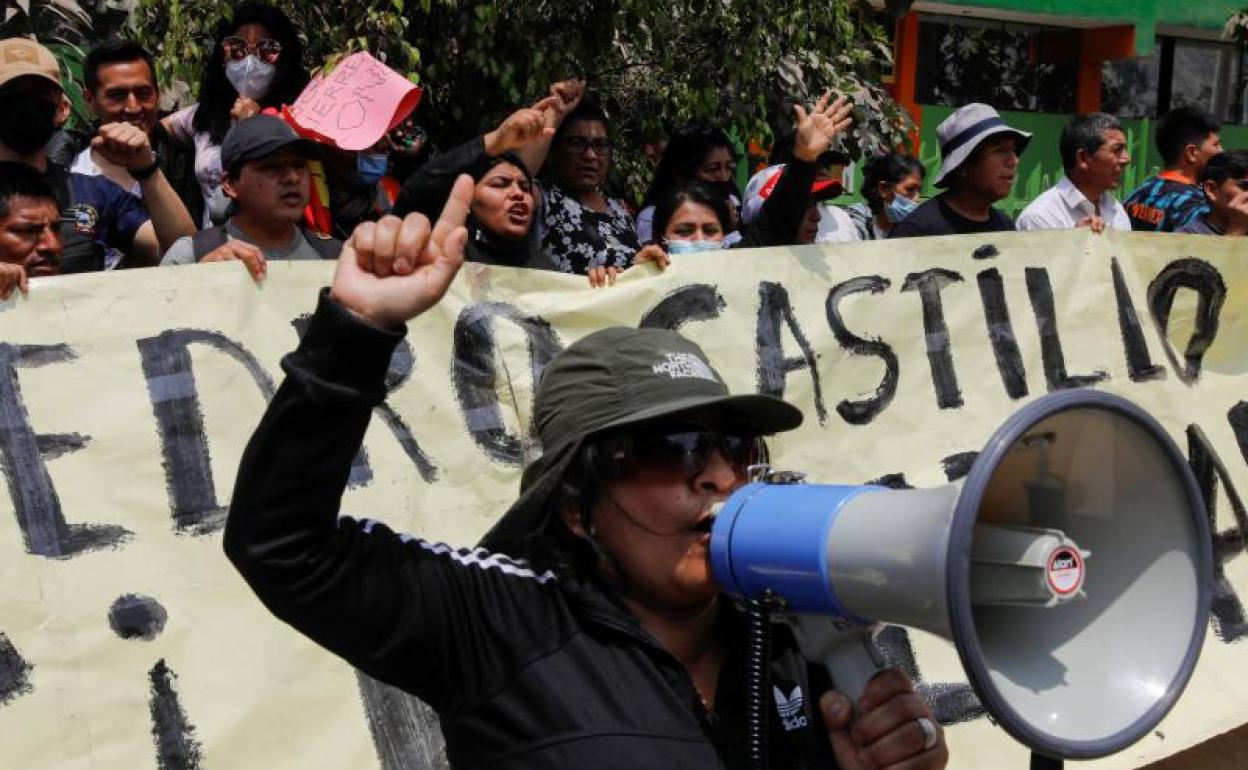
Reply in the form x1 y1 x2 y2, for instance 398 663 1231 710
162 220 330 266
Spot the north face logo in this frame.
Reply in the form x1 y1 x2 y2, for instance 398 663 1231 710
652 352 717 382
773 685 808 731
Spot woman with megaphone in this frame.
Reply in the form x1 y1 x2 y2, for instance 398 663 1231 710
224 165 948 769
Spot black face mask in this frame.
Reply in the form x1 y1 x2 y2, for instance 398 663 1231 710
0 94 58 154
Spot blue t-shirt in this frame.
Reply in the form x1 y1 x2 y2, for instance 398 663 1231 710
46 163 150 272
1123 173 1209 233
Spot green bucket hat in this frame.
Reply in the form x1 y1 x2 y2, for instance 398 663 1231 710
477 325 804 555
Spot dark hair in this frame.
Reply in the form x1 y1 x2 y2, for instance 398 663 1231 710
192 3 309 145
641 122 736 208
84 39 157 94
1059 113 1123 173
650 182 732 243
553 100 610 144
0 162 58 219
860 153 924 214
1156 106 1221 168
1199 150 1248 185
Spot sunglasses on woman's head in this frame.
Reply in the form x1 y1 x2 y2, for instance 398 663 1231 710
593 426 766 480
222 36 282 64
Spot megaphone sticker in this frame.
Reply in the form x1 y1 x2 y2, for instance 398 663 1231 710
1046 546 1083 596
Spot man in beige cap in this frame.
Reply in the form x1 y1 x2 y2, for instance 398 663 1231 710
0 37 195 272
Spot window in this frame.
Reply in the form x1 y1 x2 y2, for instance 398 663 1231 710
1103 37 1247 125
915 14 1078 113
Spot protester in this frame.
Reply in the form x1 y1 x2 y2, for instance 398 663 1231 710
58 39 206 226
162 115 336 276
1016 113 1131 233
526 91 641 275
1176 151 1248 236
162 2 309 226
0 162 62 299
768 135 858 242
0 38 195 272
890 103 1029 238
636 123 740 244
588 93 854 287
224 174 949 770
842 153 925 240
1124 106 1222 232
390 97 561 270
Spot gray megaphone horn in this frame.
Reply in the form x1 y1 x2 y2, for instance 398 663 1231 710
710 390 1212 762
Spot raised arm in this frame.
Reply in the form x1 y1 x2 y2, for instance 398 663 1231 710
513 79 585 176
92 121 197 264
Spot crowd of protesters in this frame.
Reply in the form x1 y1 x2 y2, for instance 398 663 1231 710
1 4 1245 294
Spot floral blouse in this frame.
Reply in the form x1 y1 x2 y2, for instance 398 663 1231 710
538 183 640 275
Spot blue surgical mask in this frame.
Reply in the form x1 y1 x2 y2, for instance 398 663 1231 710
356 152 389 185
666 239 722 255
884 194 919 224
225 55 277 100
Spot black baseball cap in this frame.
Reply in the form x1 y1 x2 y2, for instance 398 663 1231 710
477 326 803 556
221 114 322 175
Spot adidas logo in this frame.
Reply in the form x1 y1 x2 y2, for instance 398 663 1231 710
652 352 718 383
773 685 808 732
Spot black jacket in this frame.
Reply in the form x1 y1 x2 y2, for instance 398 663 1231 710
392 136 553 271
733 158 819 250
224 292 839 769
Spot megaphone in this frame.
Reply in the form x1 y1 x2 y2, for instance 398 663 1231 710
710 390 1211 760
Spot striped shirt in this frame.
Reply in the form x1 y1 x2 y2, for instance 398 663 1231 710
1123 171 1209 232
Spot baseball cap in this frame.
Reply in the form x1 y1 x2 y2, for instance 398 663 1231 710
741 164 844 224
0 38 62 91
477 326 803 556
221 114 322 174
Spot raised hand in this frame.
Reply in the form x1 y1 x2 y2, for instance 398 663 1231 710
1223 188 1248 235
543 79 586 128
484 96 560 156
91 122 157 171
329 174 472 328
793 91 854 163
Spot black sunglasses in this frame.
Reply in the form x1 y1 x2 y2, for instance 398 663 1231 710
593 426 766 480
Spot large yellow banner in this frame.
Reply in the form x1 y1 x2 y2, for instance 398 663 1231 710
0 230 1244 769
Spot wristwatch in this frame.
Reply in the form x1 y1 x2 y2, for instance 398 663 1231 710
130 154 161 182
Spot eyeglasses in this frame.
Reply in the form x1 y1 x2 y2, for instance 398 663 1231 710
222 36 282 64
593 426 766 480
560 137 612 156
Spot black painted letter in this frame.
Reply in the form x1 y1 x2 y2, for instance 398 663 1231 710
136 330 276 535
901 268 964 409
975 268 1028 399
1147 258 1226 384
451 302 563 465
825 276 898 425
0 343 130 557
1024 267 1109 391
756 281 827 424
639 284 726 331
1110 257 1165 382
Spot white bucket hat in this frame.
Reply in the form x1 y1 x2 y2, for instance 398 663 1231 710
933 103 1031 188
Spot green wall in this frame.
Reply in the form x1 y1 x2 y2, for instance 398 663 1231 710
913 104 1248 216
932 0 1244 52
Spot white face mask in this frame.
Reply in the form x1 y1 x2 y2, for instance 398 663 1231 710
666 238 723 255
225 55 277 101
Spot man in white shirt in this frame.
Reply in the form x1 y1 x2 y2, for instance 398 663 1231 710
1017 113 1131 233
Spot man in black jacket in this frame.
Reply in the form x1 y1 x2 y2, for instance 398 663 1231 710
225 176 949 770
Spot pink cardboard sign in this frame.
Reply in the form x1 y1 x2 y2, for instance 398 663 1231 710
287 52 422 151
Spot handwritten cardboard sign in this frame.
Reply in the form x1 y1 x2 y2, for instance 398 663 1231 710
287 51 422 151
